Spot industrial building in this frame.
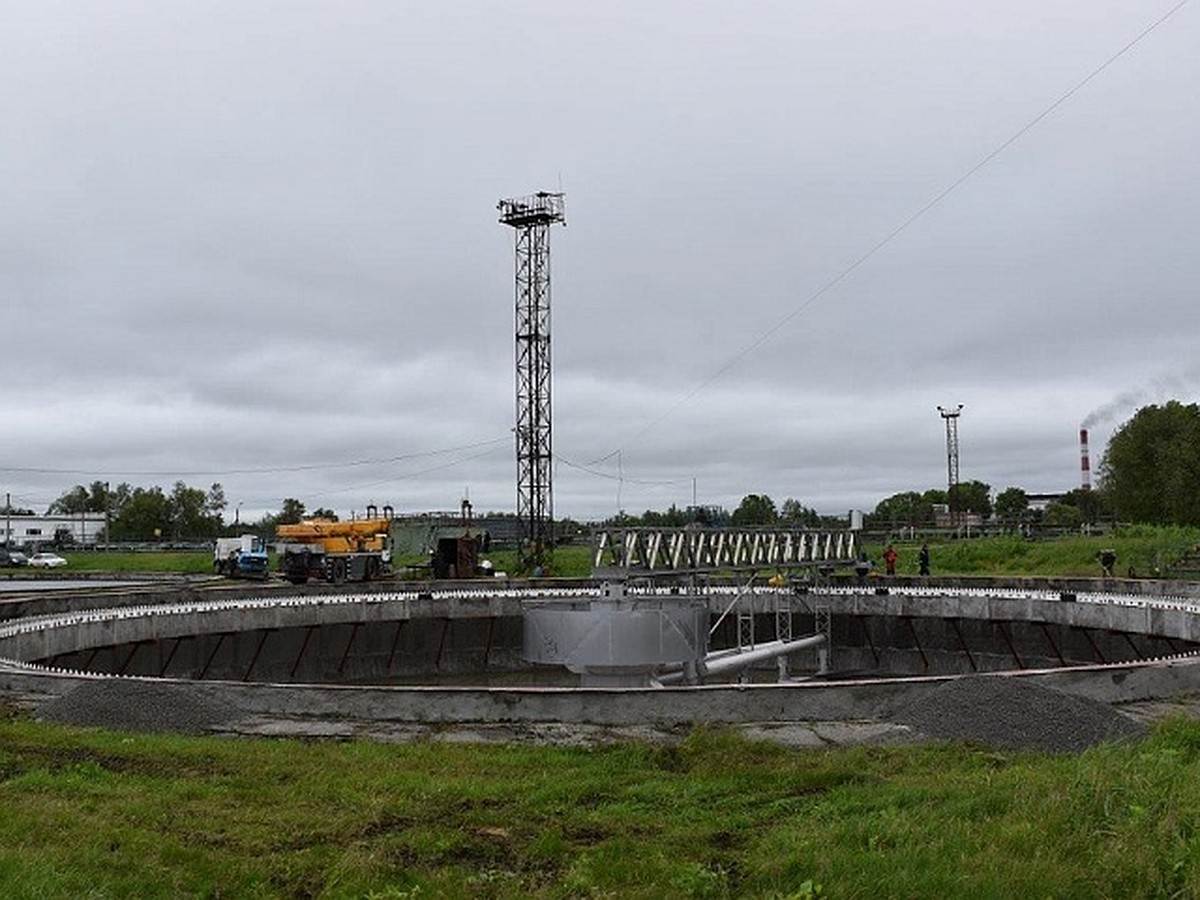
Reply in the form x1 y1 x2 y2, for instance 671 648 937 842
1 513 106 549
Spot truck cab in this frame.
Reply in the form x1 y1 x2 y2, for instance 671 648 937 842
214 535 270 579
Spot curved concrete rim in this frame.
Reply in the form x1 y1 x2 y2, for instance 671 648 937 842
2 579 1199 743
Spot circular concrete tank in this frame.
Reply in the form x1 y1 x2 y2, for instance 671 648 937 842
1 579 1200 738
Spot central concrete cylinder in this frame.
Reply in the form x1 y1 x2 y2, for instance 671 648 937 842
523 582 708 686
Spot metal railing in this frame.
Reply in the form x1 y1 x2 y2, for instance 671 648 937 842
592 527 859 575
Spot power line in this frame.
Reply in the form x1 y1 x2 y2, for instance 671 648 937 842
0 436 512 479
303 443 512 500
602 0 1192 459
559 455 689 487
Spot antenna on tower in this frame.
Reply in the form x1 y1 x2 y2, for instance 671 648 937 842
938 404 964 527
498 191 565 573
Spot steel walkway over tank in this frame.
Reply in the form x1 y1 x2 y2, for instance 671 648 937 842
591 526 860 577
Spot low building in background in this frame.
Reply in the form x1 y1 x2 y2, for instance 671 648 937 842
1 513 106 548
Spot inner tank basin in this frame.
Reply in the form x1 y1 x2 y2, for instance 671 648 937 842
3 555 1200 748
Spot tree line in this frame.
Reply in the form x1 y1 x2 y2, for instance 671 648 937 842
9 401 1200 541
601 402 1200 532
8 483 318 544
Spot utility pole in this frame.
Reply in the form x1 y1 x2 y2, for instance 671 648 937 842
498 191 565 573
938 404 963 527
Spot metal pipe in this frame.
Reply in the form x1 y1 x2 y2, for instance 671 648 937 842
657 634 826 684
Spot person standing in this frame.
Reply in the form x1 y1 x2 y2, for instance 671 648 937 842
883 544 899 576
918 544 930 576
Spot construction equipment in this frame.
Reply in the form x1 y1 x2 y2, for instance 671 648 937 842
275 505 394 585
213 534 270 580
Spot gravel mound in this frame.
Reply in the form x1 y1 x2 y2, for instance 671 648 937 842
37 679 244 735
887 675 1146 753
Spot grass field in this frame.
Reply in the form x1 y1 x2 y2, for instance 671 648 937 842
862 525 1200 580
1 711 1199 898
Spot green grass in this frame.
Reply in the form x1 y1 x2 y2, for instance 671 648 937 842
54 551 217 576
2 711 1200 897
865 525 1200 579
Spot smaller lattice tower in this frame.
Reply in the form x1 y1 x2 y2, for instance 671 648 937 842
498 191 565 572
938 404 963 524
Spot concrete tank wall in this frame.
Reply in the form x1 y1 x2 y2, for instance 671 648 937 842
25 600 1199 686
46 616 529 684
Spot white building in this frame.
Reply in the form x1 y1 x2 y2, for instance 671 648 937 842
1 513 106 548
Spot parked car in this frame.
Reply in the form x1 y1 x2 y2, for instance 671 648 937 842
28 552 67 569
3 550 29 567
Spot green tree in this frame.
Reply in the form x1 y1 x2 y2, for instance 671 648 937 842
949 480 992 519
1100 401 1200 525
731 494 777 526
110 487 172 541
1055 487 1110 526
994 487 1029 529
48 485 90 515
640 505 688 527
50 481 120 517
278 498 307 526
168 481 223 541
871 491 928 528
779 498 819 527
1043 501 1083 530
206 483 227 520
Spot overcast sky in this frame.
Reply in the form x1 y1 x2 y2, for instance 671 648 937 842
3 1 1198 523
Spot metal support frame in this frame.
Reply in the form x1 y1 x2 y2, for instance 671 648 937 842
1041 622 1066 666
387 619 407 673
856 614 879 666
435 617 451 670
903 617 929 671
244 629 272 682
118 641 143 676
737 605 755 652
158 637 183 678
774 590 793 680
594 527 859 576
1077 627 1107 664
338 623 361 676
291 626 316 680
815 602 832 674
949 618 977 672
499 192 565 572
484 616 496 670
995 621 1024 669
1121 632 1144 661
938 404 963 525
200 633 227 680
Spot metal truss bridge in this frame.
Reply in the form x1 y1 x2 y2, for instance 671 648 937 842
591 527 860 577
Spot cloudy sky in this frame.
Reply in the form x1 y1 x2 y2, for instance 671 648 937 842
3 1 1198 523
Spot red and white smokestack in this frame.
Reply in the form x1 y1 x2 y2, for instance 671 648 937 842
1079 428 1092 491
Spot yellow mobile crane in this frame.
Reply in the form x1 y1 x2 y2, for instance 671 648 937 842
276 505 394 585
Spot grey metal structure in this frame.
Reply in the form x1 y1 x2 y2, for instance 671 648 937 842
498 192 565 570
522 581 709 687
592 527 859 576
938 404 963 522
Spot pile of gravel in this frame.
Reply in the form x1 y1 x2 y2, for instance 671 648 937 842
886 675 1146 753
36 679 244 735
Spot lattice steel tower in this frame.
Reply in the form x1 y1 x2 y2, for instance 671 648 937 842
938 404 963 523
498 191 565 571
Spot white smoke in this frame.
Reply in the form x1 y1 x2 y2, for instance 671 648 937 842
1081 367 1200 430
